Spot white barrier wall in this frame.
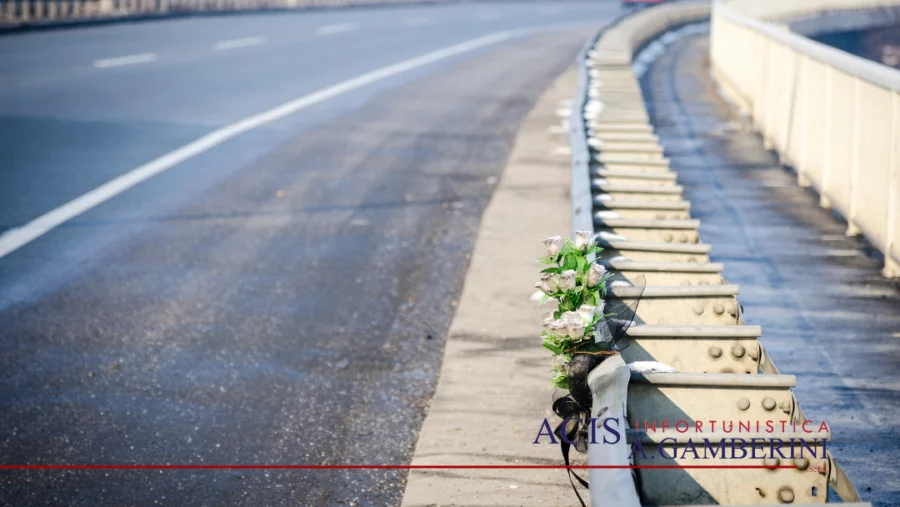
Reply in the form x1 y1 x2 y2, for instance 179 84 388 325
710 0 900 277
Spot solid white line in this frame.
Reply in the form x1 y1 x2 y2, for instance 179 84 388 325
94 53 158 68
214 36 266 51
0 30 523 260
317 22 358 35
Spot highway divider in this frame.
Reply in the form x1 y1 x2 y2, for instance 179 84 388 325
564 2 872 505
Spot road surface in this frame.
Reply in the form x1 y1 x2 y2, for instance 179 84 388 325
0 2 621 505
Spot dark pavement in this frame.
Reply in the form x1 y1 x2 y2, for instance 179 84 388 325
642 32 900 506
0 2 618 505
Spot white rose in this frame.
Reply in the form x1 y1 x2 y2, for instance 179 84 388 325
534 273 560 294
542 312 555 329
559 270 576 291
562 312 585 340
594 299 607 317
574 231 594 252
543 236 562 258
587 262 606 287
548 319 568 338
577 304 595 324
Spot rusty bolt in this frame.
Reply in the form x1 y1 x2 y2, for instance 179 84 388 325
713 303 725 314
737 397 751 411
794 458 809 470
709 346 723 359
762 397 777 411
778 486 795 503
692 304 704 315
731 344 745 358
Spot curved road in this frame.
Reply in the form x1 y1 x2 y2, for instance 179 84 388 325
0 2 620 505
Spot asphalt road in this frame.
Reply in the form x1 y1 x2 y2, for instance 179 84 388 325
0 2 620 505
642 32 900 506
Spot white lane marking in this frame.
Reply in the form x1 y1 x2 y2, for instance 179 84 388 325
0 30 523 260
404 16 434 26
93 53 158 68
214 36 266 51
317 22 358 35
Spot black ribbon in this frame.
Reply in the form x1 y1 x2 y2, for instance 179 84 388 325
552 395 592 507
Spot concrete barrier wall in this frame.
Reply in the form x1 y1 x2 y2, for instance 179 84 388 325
722 0 900 22
710 0 900 277
0 0 441 27
589 1 712 67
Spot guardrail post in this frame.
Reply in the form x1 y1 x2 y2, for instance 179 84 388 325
588 354 641 507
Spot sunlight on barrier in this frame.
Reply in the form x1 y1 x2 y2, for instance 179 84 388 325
710 0 900 277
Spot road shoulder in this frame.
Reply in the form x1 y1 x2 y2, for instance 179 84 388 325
400 66 579 506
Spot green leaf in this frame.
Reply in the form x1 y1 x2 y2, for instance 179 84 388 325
576 255 586 273
542 341 563 355
541 267 561 274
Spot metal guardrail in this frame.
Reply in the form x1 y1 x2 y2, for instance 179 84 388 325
568 2 870 504
710 0 900 277
0 0 442 27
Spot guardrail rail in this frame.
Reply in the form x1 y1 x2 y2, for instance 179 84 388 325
568 2 873 504
0 0 439 28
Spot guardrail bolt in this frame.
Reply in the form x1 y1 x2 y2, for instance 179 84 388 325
731 344 745 358
713 303 725 314
762 397 777 411
749 346 759 361
780 399 792 414
709 346 723 359
678 233 688 243
692 304 704 315
737 397 751 411
794 458 809 470
764 457 780 468
778 486 795 503
664 233 674 243
681 280 692 286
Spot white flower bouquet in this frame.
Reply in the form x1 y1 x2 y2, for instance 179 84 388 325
535 232 615 390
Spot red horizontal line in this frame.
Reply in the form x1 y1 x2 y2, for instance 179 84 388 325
0 465 797 470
